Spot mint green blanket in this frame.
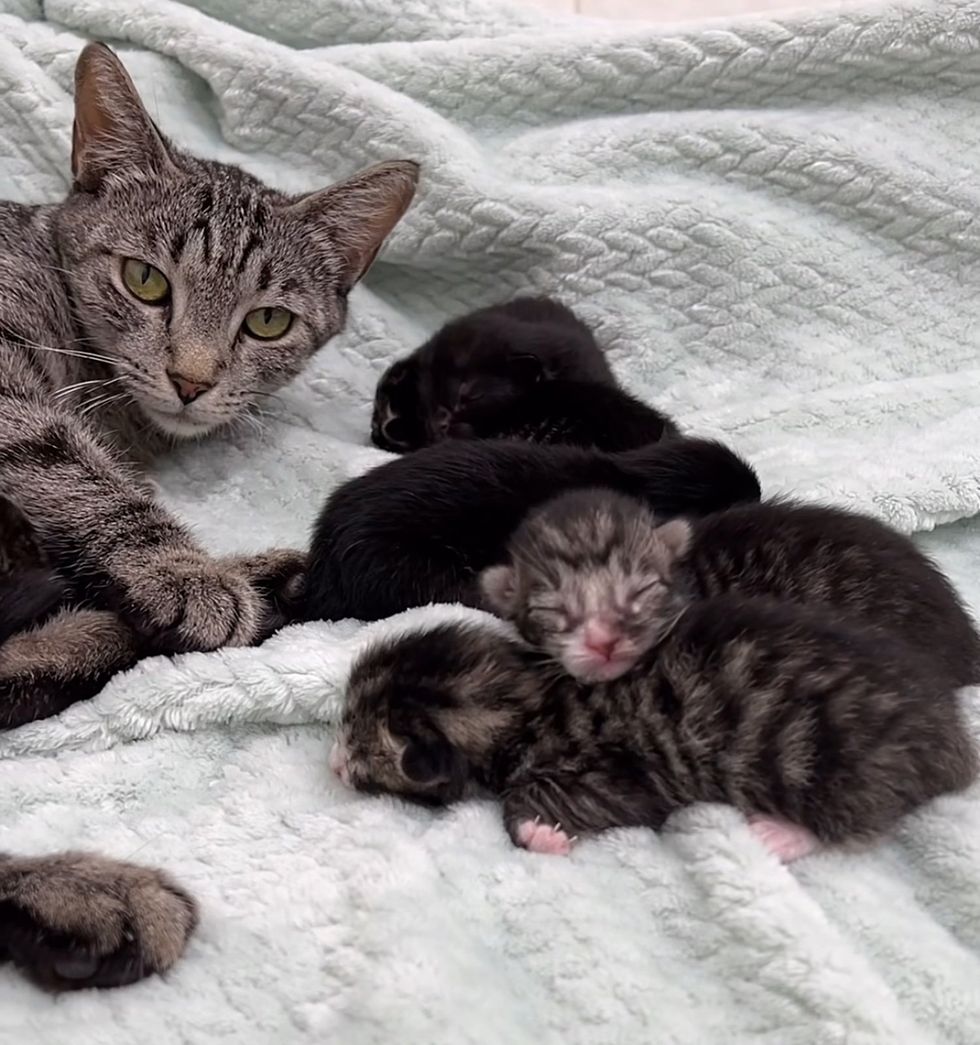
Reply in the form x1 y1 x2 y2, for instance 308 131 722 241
1 0 979 1041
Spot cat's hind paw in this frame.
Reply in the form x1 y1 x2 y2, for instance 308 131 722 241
0 851 197 991
747 814 820 864
515 819 575 856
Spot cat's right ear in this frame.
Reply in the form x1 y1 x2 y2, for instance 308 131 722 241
72 42 176 192
480 565 518 616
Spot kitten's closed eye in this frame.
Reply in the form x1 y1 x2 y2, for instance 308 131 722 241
528 606 572 633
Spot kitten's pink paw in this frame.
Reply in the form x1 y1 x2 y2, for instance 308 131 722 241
515 819 574 856
748 815 820 863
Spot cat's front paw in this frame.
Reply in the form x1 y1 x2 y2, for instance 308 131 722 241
114 550 263 653
222 547 307 637
515 819 575 856
0 852 197 991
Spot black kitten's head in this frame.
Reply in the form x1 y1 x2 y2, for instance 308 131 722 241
332 622 528 805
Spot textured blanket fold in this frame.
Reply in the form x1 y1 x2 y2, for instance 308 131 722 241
2 0 980 1040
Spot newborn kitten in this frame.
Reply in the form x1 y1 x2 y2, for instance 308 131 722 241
304 437 760 622
334 607 977 861
482 490 980 687
372 297 674 453
451 379 678 452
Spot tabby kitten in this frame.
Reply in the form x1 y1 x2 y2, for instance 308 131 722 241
334 608 977 861
304 436 760 622
0 41 416 989
482 490 980 686
0 42 417 724
370 296 677 454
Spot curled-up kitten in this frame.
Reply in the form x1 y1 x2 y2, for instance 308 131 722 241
482 490 980 687
333 606 978 861
305 437 760 622
370 296 674 454
0 851 197 990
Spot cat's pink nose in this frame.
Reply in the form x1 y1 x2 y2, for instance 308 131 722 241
583 622 620 661
168 371 213 405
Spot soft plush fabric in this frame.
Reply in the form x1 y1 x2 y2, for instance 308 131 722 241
1 0 980 1040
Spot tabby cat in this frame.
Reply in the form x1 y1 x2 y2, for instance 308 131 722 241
0 41 417 988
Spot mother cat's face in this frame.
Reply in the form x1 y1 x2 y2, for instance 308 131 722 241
55 44 418 439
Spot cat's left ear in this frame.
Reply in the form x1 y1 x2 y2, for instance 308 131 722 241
655 518 692 561
291 160 419 290
72 42 177 191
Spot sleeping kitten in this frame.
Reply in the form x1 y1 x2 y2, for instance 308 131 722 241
371 296 675 453
333 607 978 861
482 490 980 687
0 42 414 727
304 437 760 622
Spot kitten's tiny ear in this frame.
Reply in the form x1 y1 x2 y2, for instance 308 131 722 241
400 732 461 785
72 42 176 191
656 518 693 560
293 160 419 290
480 565 518 616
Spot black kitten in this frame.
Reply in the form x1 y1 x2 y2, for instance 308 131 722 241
334 608 977 861
454 379 678 451
482 491 980 689
304 438 761 623
370 296 670 454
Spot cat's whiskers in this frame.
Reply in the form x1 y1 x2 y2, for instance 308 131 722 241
77 390 133 420
27 339 137 373
53 375 128 400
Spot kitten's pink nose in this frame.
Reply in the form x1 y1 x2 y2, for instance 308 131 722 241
583 622 620 661
168 371 213 405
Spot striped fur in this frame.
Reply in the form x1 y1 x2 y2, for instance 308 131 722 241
0 851 197 991
0 42 416 731
336 612 978 853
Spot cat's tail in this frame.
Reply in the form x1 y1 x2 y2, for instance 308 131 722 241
616 437 762 518
0 607 139 730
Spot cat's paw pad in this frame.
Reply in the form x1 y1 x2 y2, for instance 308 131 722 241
1 852 197 991
115 551 263 652
748 815 820 863
515 819 575 856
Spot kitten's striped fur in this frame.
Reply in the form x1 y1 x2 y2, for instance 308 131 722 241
336 612 977 856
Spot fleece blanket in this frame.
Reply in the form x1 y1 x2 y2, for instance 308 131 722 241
2 0 980 1040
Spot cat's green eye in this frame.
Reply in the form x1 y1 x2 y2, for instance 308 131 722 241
243 307 293 341
122 259 170 304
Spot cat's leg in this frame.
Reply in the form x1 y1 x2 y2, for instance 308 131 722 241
0 851 197 990
0 398 268 653
501 768 668 855
0 609 139 730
